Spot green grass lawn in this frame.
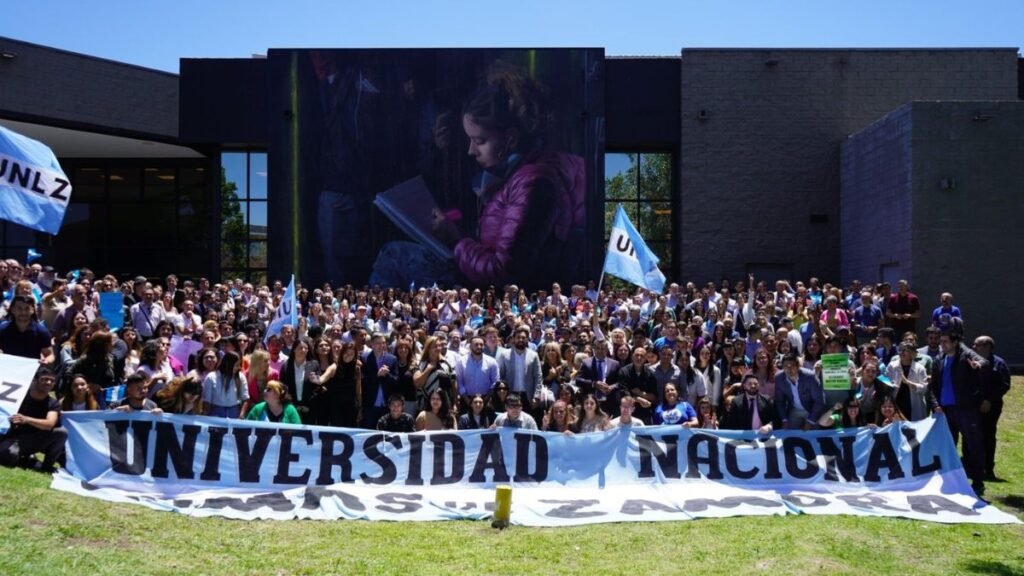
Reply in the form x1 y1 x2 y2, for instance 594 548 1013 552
3 380 1023 576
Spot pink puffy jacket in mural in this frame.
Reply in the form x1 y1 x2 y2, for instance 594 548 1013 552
454 151 586 287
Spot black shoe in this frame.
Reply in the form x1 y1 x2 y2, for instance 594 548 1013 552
985 472 1005 483
972 483 986 499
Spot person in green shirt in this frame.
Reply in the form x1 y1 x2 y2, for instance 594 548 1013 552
245 380 302 424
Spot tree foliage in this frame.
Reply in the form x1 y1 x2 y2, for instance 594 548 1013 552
221 171 247 269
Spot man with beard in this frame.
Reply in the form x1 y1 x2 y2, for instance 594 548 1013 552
497 325 541 404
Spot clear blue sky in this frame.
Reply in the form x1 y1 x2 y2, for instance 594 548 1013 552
5 0 1023 73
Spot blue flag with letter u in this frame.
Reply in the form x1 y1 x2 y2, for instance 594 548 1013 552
0 124 73 235
602 204 666 293
264 275 297 344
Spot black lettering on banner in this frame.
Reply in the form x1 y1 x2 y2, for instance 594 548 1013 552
360 434 400 484
614 234 636 258
232 427 276 483
761 438 783 480
906 495 980 516
683 496 782 513
202 492 294 512
468 433 510 483
0 381 23 403
863 432 906 482
724 440 760 479
302 486 367 511
540 499 605 519
430 433 465 485
151 422 201 479
9 162 31 188
620 499 684 516
685 433 724 479
316 431 355 484
781 493 830 508
199 426 229 481
376 492 423 514
105 420 152 476
513 433 548 482
273 429 314 485
406 434 426 486
815 435 859 482
782 437 820 480
31 171 46 194
836 494 906 512
901 428 942 476
50 178 70 201
636 435 681 479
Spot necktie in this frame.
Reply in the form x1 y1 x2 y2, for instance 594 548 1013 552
750 397 762 430
596 359 603 380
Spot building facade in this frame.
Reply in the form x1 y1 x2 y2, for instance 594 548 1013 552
1 36 1021 361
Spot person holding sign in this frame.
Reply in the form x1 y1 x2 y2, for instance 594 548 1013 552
0 367 65 472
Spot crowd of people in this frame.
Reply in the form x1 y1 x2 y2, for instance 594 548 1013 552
0 261 1011 500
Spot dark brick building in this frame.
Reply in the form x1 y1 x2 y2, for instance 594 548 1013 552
1 37 1021 362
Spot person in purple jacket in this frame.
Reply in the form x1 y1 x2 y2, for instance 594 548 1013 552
370 61 585 290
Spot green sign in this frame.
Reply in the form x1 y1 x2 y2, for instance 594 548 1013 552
821 353 851 391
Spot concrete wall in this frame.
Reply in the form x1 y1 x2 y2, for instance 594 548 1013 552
840 104 914 286
910 101 1024 364
679 49 1019 285
0 37 179 139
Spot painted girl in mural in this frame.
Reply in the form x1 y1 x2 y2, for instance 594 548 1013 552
370 61 586 289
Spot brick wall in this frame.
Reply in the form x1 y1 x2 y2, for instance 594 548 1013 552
0 37 179 138
679 49 1019 285
910 101 1024 364
840 104 913 286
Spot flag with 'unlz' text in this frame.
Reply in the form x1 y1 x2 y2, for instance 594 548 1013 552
602 204 666 293
0 123 72 234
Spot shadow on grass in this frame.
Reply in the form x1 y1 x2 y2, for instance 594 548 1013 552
995 494 1024 513
959 560 1024 576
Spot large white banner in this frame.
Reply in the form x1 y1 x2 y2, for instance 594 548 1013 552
52 412 1020 525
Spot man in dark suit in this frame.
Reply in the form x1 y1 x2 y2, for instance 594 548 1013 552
616 347 656 423
361 332 398 428
930 330 988 497
722 373 779 434
774 352 826 430
574 337 620 416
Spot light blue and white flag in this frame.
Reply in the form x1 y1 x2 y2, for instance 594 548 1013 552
264 275 297 344
602 204 666 293
26 248 42 263
0 124 72 234
103 385 126 407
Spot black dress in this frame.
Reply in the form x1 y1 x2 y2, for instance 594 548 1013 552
326 361 360 428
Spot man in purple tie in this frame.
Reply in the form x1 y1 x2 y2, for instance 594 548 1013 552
722 373 778 435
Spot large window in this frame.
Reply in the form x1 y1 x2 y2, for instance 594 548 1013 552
35 160 210 278
221 151 268 285
604 153 673 279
